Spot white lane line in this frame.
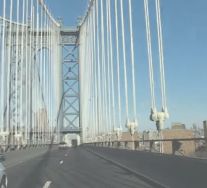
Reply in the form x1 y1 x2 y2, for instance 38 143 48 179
59 160 63 165
43 181 52 188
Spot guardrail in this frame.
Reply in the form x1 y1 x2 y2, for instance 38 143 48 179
0 143 58 153
84 137 206 156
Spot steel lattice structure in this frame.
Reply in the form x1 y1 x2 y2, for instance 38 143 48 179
60 27 81 135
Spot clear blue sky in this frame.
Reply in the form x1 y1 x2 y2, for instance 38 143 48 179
47 0 207 130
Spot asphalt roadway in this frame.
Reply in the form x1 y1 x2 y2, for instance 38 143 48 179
5 146 207 188
86 146 207 188
5 146 153 188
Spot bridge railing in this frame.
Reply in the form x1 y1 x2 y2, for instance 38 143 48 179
84 137 206 157
0 143 59 153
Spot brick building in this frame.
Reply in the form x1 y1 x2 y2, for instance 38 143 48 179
162 129 195 155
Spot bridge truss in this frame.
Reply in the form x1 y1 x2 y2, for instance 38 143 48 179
60 28 81 135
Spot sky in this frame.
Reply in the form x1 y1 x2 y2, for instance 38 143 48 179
45 0 207 131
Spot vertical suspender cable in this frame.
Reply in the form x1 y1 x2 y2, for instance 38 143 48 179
96 0 101 136
48 14 51 141
1 0 6 133
85 20 89 138
81 21 87 140
32 4 35 143
93 4 97 139
100 0 104 134
44 16 48 144
44 15 47 144
35 1 39 144
47 19 50 141
15 0 20 140
92 6 96 139
25 0 29 144
29 0 34 144
47 17 49 141
90 11 95 139
47 18 52 140
36 1 40 144
50 16 55 139
144 0 156 110
85 16 91 139
33 4 36 144
6 0 13 138
40 3 45 145
50 24 53 141
100 0 108 134
20 0 25 141
115 0 122 130
46 11 49 141
79 23 83 141
49 23 52 142
128 0 137 121
39 2 43 144
89 17 93 136
106 0 112 134
89 15 93 138
155 0 164 109
40 5 45 144
44 8 48 142
120 0 129 120
155 0 167 110
45 10 49 144
94 1 99 139
38 1 41 144
32 5 35 143
108 0 116 132
85 19 89 140
155 0 166 143
41 11 47 143
87 17 92 136
99 0 104 134
52 24 54 140
28 0 32 144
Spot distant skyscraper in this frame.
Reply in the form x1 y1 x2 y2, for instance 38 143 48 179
203 121 207 138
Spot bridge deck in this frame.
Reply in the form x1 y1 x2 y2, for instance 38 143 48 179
5 145 207 188
6 146 152 188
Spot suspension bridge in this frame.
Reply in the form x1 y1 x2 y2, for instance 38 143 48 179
0 0 206 188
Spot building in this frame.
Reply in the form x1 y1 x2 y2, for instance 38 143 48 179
162 129 195 155
203 120 207 138
34 108 49 141
142 130 159 140
171 122 186 130
120 131 139 141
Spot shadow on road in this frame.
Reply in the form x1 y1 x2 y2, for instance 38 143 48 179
17 137 55 188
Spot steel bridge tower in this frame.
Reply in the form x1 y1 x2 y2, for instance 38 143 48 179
60 27 82 141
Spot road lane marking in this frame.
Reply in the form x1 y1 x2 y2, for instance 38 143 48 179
43 181 52 188
59 160 63 165
65 154 68 157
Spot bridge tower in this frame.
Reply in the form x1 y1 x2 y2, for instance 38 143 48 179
60 27 82 143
